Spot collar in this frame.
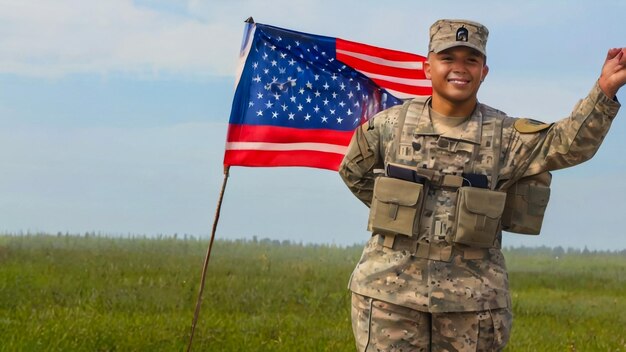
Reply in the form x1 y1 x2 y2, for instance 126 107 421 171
412 97 483 145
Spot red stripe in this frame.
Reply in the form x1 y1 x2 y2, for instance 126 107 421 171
224 150 344 171
336 53 427 80
370 78 433 96
226 124 355 145
337 38 425 62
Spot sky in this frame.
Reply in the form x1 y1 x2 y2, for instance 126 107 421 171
1 0 625 250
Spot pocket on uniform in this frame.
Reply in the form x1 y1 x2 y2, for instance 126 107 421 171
453 187 506 248
501 173 551 235
368 176 423 237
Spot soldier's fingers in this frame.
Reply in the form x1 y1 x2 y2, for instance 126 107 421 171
606 48 621 61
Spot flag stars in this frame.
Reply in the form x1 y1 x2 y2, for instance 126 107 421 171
331 73 338 81
322 98 329 106
339 101 346 107
348 91 354 98
330 109 336 115
280 52 287 59
288 58 296 66
281 103 288 111
298 88 305 95
273 92 280 100
279 67 286 74
332 92 338 99
306 81 313 89
313 105 320 113
336 117 344 124
288 113 295 120
314 90 321 97
263 68 269 75
257 92 264 99
252 62 258 69
306 96 312 103
347 108 353 116
304 113 311 121
271 60 278 66
265 101 274 109
262 53 269 60
290 95 297 103
248 101 254 107
272 111 279 118
323 82 330 90
321 116 328 123
297 104 304 111
340 82 346 90
256 110 263 116
314 74 320 81
252 75 261 83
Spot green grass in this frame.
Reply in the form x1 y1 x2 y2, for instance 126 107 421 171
0 234 624 351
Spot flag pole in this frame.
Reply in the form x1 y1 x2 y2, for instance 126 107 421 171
186 165 230 352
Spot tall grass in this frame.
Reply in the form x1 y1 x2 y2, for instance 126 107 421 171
0 234 624 351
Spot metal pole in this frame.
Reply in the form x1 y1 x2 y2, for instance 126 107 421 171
186 165 230 352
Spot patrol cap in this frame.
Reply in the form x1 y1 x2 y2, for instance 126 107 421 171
428 19 489 57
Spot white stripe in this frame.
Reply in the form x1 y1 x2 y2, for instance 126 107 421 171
226 141 348 154
336 49 423 70
358 70 432 87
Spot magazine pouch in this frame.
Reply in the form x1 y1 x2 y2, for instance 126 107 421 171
453 187 506 248
368 176 423 237
501 172 552 235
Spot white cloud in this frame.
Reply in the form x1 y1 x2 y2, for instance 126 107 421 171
0 0 240 77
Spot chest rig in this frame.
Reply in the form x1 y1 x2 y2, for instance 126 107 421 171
367 99 552 260
367 98 507 260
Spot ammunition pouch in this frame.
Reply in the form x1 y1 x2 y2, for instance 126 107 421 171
453 187 507 248
501 172 552 235
368 176 423 237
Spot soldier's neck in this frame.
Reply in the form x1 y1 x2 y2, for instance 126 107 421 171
430 95 477 118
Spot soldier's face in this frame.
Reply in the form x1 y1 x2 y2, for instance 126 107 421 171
424 47 488 108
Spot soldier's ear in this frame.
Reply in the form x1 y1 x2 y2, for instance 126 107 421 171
424 60 431 79
480 65 489 82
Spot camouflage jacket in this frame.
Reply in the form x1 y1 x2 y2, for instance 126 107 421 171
339 82 620 312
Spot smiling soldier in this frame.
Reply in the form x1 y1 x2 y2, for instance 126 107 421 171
339 19 625 351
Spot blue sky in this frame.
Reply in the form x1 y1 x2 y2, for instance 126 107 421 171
1 0 625 250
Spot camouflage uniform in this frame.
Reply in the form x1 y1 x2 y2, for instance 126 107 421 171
339 29 621 349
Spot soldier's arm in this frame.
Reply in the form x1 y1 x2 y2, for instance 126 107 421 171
499 48 624 183
338 116 384 207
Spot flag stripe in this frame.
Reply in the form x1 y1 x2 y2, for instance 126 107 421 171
224 149 345 170
226 124 354 145
356 70 432 87
337 54 427 79
226 141 348 154
369 78 433 96
336 38 424 62
336 49 423 70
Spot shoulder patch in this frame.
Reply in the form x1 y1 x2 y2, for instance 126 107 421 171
514 118 552 133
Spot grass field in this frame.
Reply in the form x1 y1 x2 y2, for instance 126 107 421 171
0 234 624 351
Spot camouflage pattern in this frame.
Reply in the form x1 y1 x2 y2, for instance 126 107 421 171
429 19 489 57
339 82 620 313
351 293 512 351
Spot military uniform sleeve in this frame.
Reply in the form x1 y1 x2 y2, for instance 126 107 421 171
338 114 386 207
502 81 621 182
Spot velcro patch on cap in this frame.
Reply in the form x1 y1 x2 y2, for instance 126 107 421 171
514 118 552 133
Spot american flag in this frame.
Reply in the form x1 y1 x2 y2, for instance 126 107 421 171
224 22 431 171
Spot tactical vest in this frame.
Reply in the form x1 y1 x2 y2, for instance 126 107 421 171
368 99 551 253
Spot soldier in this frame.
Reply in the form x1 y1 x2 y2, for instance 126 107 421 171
339 19 625 351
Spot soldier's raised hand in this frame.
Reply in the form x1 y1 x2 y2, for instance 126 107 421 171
598 47 626 99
